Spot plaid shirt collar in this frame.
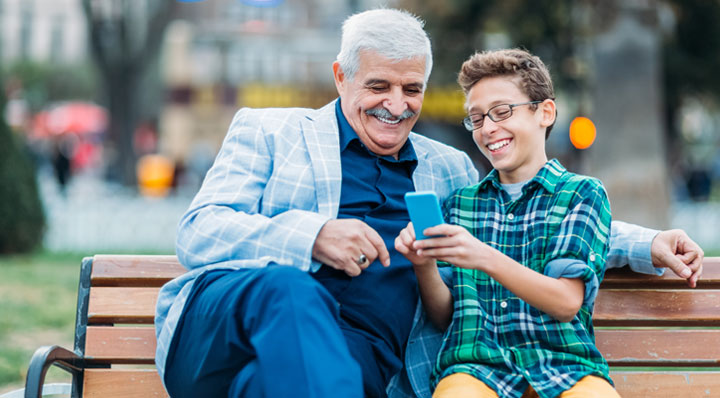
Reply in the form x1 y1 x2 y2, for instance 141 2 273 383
478 158 567 196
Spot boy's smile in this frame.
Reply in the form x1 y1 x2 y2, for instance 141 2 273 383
466 76 555 183
487 138 512 152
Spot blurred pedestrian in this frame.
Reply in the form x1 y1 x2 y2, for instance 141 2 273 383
52 138 72 195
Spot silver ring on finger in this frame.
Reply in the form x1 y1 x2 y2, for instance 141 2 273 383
356 253 368 265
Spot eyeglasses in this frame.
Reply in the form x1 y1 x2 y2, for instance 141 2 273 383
462 100 543 132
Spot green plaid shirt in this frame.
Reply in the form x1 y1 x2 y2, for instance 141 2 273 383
432 159 612 398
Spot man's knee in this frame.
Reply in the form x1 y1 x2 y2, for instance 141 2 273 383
253 266 332 304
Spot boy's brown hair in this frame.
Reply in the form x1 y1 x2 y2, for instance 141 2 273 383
458 48 556 138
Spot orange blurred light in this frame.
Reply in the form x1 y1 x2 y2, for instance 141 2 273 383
569 116 596 149
137 154 175 198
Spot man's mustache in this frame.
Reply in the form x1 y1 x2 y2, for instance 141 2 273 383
365 107 416 121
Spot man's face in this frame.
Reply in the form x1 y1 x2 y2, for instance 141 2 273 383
333 50 425 158
466 76 554 183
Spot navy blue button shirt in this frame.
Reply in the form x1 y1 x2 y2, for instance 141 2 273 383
312 100 419 390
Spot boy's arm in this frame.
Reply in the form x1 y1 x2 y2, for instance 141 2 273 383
481 253 586 322
414 226 585 322
416 178 611 323
538 178 612 313
395 223 453 330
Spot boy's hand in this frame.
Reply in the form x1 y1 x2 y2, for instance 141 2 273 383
413 224 494 270
395 222 435 268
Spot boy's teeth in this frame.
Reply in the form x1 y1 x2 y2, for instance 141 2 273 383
488 139 510 151
376 116 401 125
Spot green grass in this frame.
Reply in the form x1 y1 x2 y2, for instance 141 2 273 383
0 251 86 393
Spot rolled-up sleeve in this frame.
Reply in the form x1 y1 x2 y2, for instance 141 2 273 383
543 177 612 309
544 258 600 308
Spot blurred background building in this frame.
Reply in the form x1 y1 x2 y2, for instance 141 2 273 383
0 0 87 64
1 0 719 253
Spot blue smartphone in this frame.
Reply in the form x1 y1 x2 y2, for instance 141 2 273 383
404 191 444 240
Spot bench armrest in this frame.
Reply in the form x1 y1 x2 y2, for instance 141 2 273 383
24 345 83 398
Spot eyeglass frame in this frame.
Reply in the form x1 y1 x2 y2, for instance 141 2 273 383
462 100 544 132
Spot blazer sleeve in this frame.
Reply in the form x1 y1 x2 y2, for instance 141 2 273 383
606 220 662 275
175 108 331 271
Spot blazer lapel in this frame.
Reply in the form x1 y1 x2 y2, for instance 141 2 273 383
410 134 434 191
301 100 342 217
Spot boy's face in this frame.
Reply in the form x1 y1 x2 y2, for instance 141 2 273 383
466 76 555 183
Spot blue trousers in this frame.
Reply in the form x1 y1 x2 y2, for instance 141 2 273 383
163 266 364 398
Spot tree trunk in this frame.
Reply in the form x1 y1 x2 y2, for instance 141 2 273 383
104 68 140 186
82 0 175 187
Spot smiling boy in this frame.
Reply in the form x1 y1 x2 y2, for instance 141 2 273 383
396 48 620 397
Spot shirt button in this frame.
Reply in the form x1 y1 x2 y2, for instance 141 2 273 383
507 213 514 220
589 253 596 262
500 301 508 309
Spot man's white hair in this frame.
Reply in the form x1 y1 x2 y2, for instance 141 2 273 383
336 8 433 85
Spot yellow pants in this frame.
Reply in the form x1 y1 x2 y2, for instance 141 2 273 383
433 372 621 398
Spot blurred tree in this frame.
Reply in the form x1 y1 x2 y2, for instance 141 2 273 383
662 0 720 168
399 0 585 172
0 78 46 254
397 1 491 85
1 60 99 113
400 0 578 87
82 0 176 186
402 0 720 171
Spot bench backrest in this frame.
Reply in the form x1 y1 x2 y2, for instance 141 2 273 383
74 255 182 398
75 255 720 397
597 259 720 396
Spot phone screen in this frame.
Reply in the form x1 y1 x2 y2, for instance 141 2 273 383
404 191 444 240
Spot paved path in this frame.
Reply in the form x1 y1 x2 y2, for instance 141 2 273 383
38 171 720 254
40 172 192 254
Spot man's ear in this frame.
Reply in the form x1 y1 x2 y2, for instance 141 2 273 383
332 62 345 94
539 99 556 128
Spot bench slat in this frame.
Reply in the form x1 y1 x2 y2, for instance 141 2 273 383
602 257 720 289
89 256 720 288
610 371 720 397
85 282 720 327
597 329 720 366
85 326 156 364
88 287 158 324
84 327 720 367
82 369 720 398
91 255 185 287
83 369 168 398
594 289 720 326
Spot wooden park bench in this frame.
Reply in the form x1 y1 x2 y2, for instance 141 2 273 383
20 254 720 397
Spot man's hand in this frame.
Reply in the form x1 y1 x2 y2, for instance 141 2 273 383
312 219 390 277
651 229 704 287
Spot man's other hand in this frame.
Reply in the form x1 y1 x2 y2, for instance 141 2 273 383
312 219 390 277
651 229 704 287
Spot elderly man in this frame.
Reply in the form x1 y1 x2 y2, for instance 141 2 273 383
155 8 703 398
